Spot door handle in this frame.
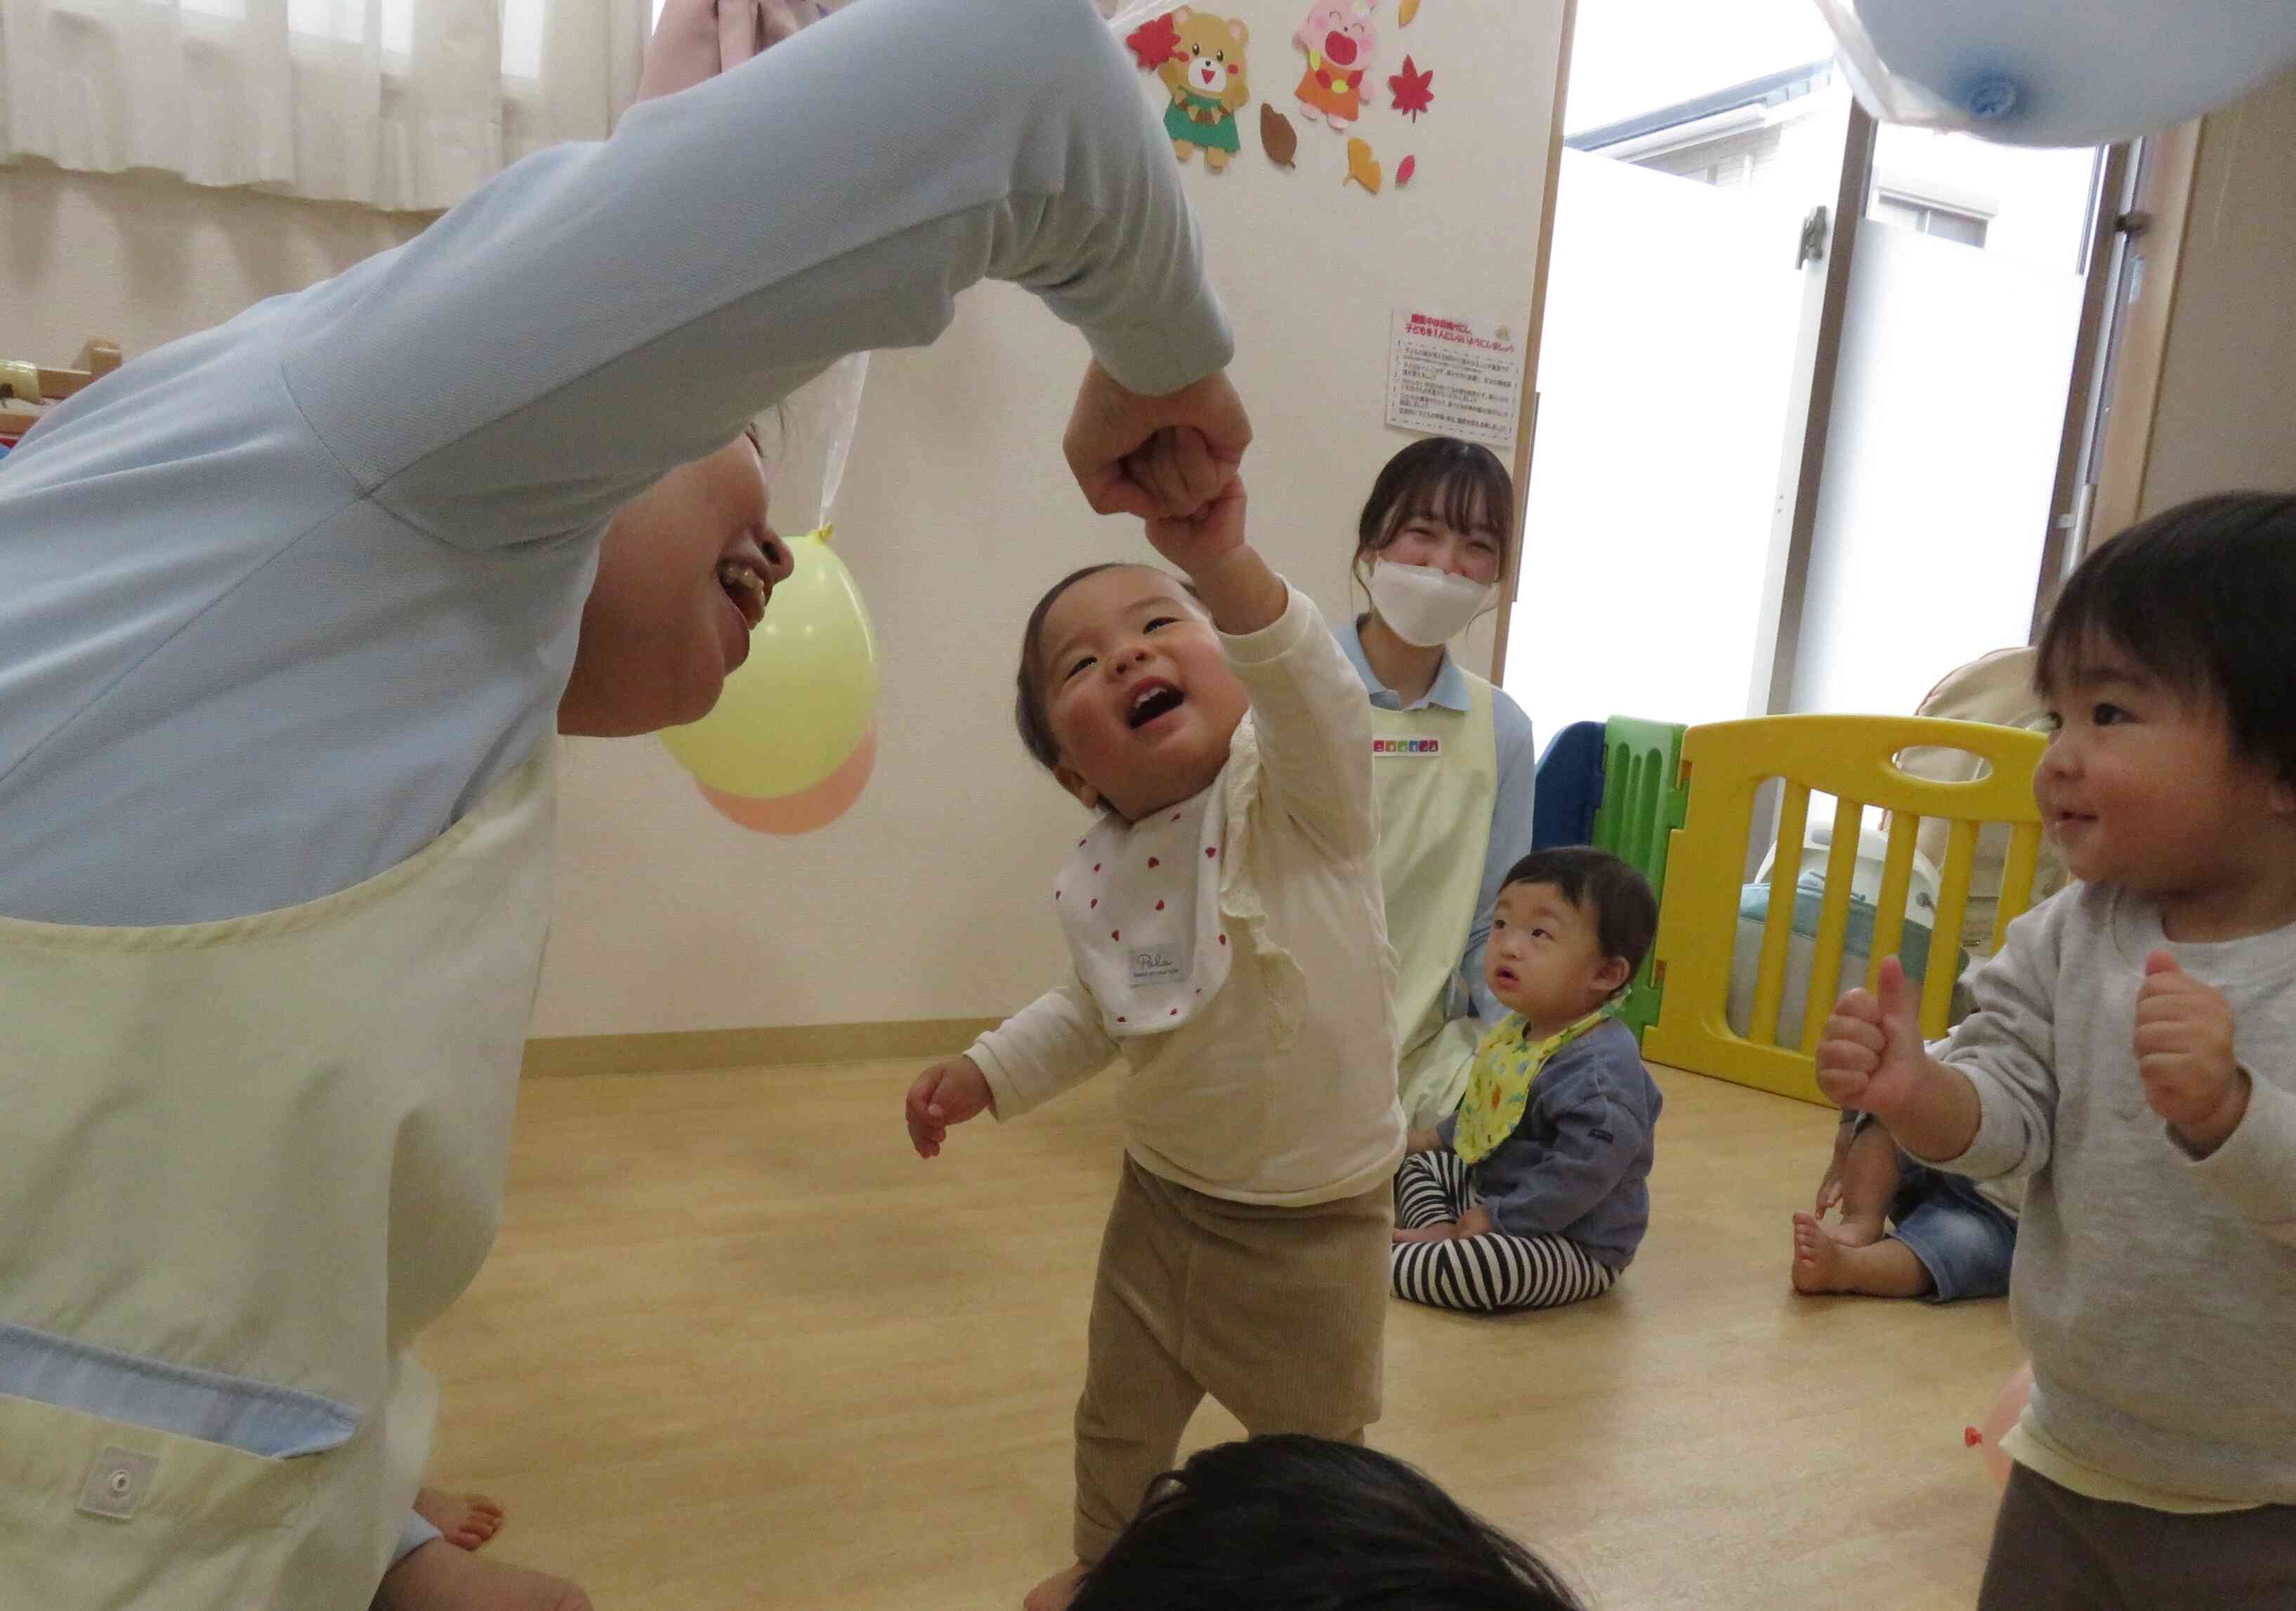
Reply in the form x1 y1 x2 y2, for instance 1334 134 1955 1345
1797 204 1830 268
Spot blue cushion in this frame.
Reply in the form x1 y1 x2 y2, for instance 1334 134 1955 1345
1532 720 1608 849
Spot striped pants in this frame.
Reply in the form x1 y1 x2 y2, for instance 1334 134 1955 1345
1390 1151 1617 1314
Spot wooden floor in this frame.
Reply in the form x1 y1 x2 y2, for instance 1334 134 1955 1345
422 1058 2020 1610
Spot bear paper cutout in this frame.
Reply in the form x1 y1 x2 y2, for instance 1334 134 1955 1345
1160 9 1252 172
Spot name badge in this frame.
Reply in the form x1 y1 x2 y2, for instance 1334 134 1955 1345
1372 737 1442 758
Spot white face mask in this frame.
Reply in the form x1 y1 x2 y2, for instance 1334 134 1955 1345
1364 559 1499 648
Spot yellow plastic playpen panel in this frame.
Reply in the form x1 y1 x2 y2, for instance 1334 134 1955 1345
1641 715 2048 1105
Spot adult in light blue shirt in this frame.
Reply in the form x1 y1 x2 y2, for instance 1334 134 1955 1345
0 0 1242 927
0 0 1247 1602
1337 616 1541 1025
1335 438 1538 1126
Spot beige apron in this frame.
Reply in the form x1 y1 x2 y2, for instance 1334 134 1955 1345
1369 674 1497 1128
0 744 556 1610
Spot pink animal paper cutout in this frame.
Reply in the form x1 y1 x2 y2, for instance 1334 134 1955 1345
1292 0 1379 131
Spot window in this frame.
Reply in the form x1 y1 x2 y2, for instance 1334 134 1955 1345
16 0 610 207
1872 193 1990 248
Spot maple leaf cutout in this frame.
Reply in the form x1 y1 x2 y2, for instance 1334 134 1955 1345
1124 12 1181 72
1390 56 1434 121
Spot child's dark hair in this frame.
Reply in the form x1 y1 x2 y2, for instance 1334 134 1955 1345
1356 436 1515 561
2036 492 2296 785
1068 1435 1589 1611
1502 847 1658 985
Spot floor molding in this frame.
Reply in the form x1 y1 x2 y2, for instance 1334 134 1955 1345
522 1018 1002 1078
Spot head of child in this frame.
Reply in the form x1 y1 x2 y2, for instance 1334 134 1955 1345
1352 437 1512 648
559 427 794 738
2033 493 2296 933
1068 1435 1587 1611
1015 563 1250 821
1485 849 1658 1036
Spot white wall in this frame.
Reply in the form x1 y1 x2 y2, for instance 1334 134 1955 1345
2141 62 2296 513
533 0 1568 1036
3 160 421 363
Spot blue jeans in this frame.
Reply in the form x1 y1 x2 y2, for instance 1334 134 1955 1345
1889 1159 2017 1303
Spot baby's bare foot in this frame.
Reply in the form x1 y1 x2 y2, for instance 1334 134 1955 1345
1023 1560 1090 1611
1832 1212 1886 1249
372 1541 590 1611
1790 1211 1851 1294
414 1488 505 1551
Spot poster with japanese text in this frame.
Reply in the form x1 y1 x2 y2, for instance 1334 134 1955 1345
1386 308 1523 456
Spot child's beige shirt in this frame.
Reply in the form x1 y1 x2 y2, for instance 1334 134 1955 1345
973 584 1406 1207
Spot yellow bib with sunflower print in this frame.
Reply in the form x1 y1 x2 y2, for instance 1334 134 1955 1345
1451 1010 1609 1165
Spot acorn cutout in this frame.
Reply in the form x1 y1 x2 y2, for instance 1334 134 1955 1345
1261 103 1299 167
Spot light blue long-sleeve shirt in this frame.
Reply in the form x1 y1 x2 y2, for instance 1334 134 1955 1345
1334 615 1537 1025
0 0 1231 1574
0 0 1231 929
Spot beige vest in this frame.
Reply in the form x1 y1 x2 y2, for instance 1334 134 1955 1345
0 746 556 1609
1369 674 1497 1127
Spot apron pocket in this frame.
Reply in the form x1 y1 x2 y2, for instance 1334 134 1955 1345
0 1325 357 1604
0 1389 342 1608
0 1324 367 1599
0 1386 336 1527
0 1319 357 1458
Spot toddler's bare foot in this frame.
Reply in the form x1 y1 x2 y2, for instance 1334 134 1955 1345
1023 1560 1089 1611
414 1487 505 1551
1790 1211 1850 1293
372 1541 591 1611
1791 1212 1936 1298
1832 1211 1886 1248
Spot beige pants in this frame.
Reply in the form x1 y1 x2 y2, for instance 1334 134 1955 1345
1072 1157 1392 1560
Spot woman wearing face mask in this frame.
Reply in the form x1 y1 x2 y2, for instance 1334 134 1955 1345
1336 438 1534 1129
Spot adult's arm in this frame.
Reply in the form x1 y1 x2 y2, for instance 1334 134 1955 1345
284 0 1235 552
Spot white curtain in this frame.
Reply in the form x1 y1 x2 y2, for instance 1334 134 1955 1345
0 0 647 211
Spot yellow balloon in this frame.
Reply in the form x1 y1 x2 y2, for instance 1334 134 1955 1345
661 526 879 798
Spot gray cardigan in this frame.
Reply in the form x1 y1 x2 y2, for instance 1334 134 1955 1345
1438 1016 1662 1267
